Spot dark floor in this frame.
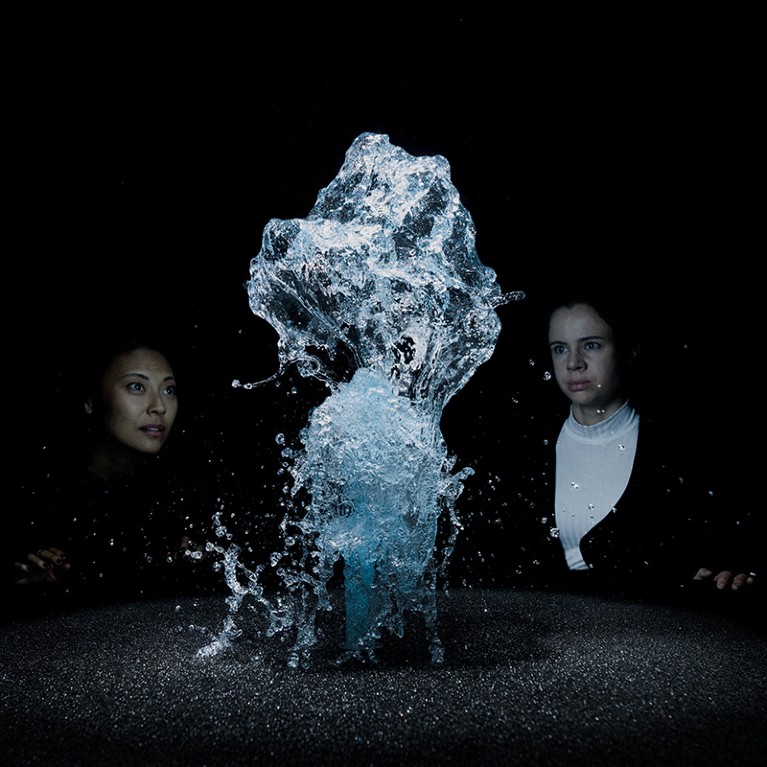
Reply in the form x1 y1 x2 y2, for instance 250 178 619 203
1 587 764 766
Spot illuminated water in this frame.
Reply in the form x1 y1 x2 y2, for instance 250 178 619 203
204 133 520 667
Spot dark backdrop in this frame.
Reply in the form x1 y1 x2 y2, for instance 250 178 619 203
10 16 758 510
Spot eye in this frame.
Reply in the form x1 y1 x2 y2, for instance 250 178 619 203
163 385 177 397
126 382 146 393
551 344 567 356
584 341 601 351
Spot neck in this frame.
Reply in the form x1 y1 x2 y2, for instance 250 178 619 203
570 398 627 426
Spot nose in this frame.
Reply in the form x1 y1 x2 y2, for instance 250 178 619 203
147 391 167 415
566 350 584 371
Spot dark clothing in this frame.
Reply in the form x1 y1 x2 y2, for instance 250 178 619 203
450 409 761 604
5 456 225 617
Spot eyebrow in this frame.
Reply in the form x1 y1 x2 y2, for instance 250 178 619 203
549 335 607 346
120 371 176 382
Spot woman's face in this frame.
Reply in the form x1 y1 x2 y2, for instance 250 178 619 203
87 348 178 455
548 303 624 422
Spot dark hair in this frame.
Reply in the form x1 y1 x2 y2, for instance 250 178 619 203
535 285 642 402
30 331 184 473
550 290 639 358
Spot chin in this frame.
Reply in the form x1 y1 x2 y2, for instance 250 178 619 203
139 444 165 456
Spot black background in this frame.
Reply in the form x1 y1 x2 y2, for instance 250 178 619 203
10 13 759 495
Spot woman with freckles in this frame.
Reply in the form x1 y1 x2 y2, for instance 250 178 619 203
7 337 216 611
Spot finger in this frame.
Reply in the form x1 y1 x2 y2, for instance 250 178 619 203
731 572 757 590
19 553 68 581
14 575 40 585
13 563 47 585
33 547 67 567
26 552 51 570
714 570 734 590
30 556 61 581
693 567 712 581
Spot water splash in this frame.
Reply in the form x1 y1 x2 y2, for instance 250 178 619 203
208 133 521 667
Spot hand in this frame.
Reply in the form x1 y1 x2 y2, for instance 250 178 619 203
14 546 70 585
693 567 756 591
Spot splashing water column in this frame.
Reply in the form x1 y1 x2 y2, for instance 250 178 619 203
238 132 518 665
296 367 452 658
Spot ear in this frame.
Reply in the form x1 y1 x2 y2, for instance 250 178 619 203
84 399 94 415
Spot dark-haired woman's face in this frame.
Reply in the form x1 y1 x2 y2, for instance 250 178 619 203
548 303 624 422
86 348 178 455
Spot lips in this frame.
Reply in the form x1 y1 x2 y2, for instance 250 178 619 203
567 380 590 392
141 424 165 436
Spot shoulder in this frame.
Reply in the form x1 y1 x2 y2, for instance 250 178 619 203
637 410 717 482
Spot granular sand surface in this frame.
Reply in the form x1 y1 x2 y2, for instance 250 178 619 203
1 588 764 766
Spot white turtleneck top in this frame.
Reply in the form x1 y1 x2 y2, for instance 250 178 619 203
554 401 640 570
